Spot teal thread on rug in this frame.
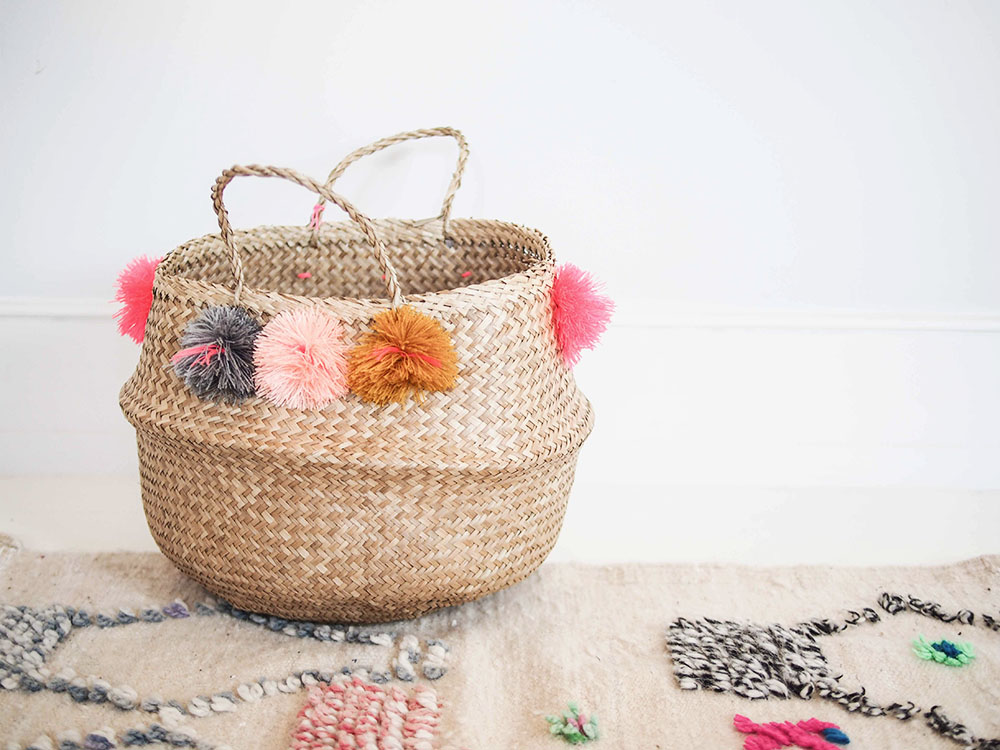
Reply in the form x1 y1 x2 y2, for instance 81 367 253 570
912 636 974 667
546 702 598 744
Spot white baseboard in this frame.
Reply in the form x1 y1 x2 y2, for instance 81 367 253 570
612 305 1000 331
0 297 117 318
2 295 1000 331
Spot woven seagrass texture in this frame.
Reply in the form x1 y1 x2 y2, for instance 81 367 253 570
121 210 593 622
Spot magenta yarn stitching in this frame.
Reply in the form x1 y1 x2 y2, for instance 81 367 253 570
733 715 849 750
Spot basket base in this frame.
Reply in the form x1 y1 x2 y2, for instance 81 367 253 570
137 431 578 623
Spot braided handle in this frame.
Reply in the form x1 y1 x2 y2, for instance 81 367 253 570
211 164 403 307
310 126 469 242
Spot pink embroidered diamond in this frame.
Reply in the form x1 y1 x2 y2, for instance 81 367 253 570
290 676 441 750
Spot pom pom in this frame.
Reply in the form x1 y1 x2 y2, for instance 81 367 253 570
253 308 349 409
113 255 162 343
550 263 614 368
348 305 458 405
171 305 261 403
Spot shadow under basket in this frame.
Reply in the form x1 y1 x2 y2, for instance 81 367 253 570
120 217 594 623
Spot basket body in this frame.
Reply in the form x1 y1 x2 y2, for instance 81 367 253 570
120 219 593 622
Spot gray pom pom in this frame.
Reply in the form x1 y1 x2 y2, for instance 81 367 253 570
171 305 261 403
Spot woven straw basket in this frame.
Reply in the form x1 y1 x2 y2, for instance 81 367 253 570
120 127 594 623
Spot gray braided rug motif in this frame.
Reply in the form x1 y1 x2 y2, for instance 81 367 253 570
667 594 1000 749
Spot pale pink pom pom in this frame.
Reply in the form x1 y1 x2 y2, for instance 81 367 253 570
550 263 614 368
113 255 162 343
254 308 349 409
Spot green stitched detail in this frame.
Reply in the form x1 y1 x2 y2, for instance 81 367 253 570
913 636 974 667
546 702 599 744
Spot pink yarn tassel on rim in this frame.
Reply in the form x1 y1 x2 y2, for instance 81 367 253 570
550 263 614 368
113 255 162 343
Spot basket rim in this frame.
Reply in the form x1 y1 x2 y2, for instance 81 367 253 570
122 215 594 474
156 217 554 308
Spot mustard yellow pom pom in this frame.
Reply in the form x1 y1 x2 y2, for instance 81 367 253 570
348 305 458 405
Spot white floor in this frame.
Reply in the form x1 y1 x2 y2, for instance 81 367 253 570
2 475 997 566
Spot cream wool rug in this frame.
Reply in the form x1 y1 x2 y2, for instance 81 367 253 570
1 543 998 749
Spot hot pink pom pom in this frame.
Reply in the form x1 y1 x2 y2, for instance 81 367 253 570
550 263 614 367
113 255 162 343
254 308 349 409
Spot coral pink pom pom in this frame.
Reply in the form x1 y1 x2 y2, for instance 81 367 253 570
550 263 614 367
113 255 162 343
254 308 349 409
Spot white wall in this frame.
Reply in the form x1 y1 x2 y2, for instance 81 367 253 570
2 0 999 490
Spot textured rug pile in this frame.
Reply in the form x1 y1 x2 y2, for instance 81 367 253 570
1 541 997 749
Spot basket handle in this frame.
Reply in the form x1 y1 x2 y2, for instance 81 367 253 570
212 164 404 307
309 126 469 242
